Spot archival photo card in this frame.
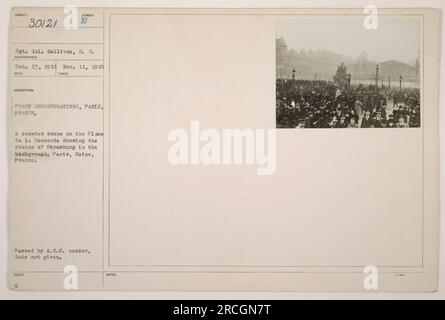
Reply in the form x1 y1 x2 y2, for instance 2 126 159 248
7 8 440 292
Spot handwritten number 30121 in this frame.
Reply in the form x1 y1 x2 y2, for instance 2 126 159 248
28 18 58 28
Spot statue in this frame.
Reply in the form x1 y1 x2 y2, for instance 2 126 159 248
333 63 349 90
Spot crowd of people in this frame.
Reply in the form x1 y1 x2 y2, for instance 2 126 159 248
276 79 421 128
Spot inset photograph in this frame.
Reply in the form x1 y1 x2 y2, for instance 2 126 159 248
276 18 421 128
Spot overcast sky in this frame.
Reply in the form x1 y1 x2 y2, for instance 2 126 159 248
276 17 420 64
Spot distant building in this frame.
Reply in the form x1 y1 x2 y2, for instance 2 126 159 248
276 38 291 78
275 37 420 87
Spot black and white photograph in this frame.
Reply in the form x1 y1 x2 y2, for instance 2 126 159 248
276 18 421 128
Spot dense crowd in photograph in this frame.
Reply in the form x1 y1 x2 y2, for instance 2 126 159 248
276 65 421 129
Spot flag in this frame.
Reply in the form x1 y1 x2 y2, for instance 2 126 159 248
335 88 342 98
